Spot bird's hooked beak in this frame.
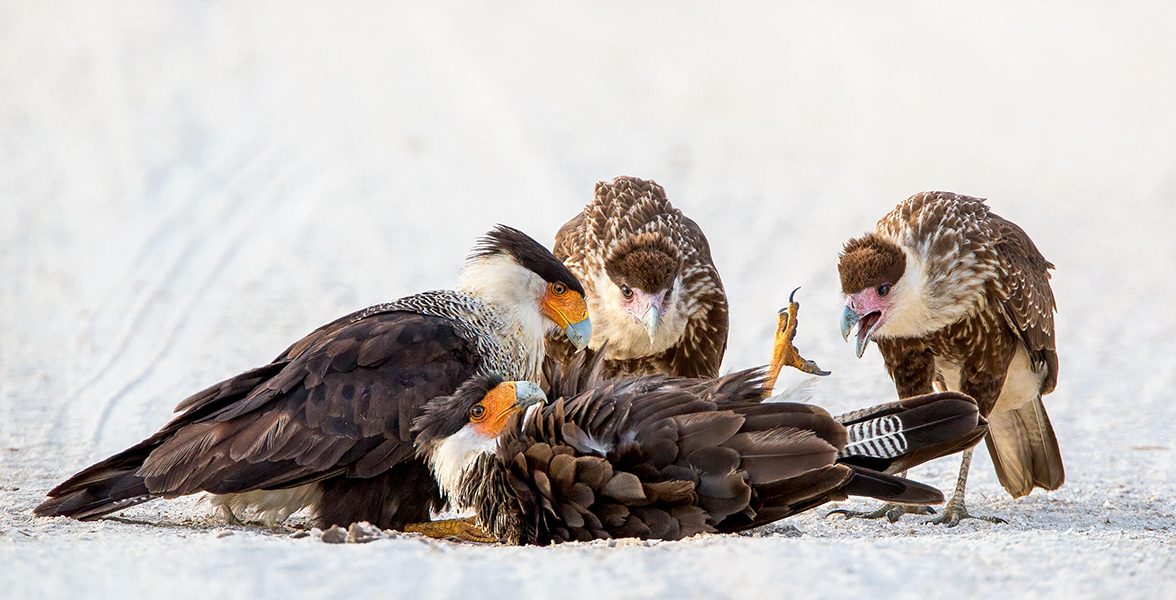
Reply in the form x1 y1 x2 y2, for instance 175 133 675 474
565 319 592 351
512 381 546 410
641 305 661 343
840 298 883 359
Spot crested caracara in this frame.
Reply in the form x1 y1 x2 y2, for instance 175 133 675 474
547 176 728 378
412 356 987 545
837 191 1063 526
35 226 591 533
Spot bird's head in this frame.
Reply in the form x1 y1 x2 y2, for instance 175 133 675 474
413 374 546 494
460 225 592 350
603 233 683 345
837 233 908 358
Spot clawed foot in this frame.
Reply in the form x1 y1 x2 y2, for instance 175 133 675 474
827 503 936 523
924 502 1006 527
404 517 499 543
766 288 830 389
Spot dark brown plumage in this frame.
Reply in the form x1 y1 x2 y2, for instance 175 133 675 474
547 176 728 379
414 354 988 545
838 191 1062 525
35 226 591 530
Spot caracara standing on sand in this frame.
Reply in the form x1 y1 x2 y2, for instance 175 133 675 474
837 191 1063 525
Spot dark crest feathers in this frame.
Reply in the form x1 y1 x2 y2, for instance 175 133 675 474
472 225 585 295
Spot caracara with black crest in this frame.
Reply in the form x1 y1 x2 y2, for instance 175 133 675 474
36 226 591 536
837 191 1063 526
412 350 988 545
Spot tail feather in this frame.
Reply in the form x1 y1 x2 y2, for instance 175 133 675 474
986 395 1064 498
835 392 987 474
838 466 945 505
34 441 158 520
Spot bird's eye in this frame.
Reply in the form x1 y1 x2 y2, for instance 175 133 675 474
470 403 487 421
877 284 891 297
620 285 633 299
551 282 567 296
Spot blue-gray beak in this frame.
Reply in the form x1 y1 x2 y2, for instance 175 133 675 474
841 305 880 359
640 305 661 343
513 381 546 408
565 318 592 351
841 305 861 343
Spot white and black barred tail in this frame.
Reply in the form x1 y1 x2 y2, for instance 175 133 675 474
834 391 987 475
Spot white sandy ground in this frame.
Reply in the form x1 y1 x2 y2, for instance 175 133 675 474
2 1 1175 598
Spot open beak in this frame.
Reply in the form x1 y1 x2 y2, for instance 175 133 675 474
840 305 861 342
640 305 660 343
564 318 592 351
841 305 882 358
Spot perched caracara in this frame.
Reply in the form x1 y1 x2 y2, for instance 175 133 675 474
837 191 1063 525
412 357 987 545
547 176 728 378
35 226 591 533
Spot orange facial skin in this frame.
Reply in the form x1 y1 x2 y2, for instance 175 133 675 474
540 282 589 330
470 382 522 439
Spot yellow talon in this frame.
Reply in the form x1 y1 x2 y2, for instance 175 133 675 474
403 517 499 543
765 287 830 392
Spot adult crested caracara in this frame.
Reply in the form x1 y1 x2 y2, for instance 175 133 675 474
412 356 987 545
837 191 1063 526
35 226 591 533
546 176 728 378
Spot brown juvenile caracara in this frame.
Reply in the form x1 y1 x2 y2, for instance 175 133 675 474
35 226 590 536
546 176 728 378
837 191 1063 525
412 355 987 545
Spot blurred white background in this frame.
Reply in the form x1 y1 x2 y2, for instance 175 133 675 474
2 2 1174 598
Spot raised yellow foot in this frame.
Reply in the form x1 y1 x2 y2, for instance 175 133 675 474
764 287 830 392
404 517 499 543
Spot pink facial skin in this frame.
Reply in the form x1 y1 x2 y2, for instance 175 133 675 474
842 286 892 358
845 287 890 320
625 288 668 341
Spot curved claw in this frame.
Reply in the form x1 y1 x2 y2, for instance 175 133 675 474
924 503 1006 527
827 504 936 522
789 286 801 304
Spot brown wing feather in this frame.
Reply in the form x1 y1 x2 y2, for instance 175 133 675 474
990 213 1059 394
37 311 480 521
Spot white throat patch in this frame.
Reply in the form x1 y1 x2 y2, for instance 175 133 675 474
427 425 499 499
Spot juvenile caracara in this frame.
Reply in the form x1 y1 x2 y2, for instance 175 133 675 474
837 191 1063 525
546 176 728 378
35 226 591 534
412 355 987 545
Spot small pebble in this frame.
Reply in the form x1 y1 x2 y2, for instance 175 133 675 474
215 530 234 539
346 522 383 544
289 530 310 539
321 525 347 544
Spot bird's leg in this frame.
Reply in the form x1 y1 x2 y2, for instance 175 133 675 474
217 504 244 526
763 288 831 393
404 517 499 543
925 448 1007 527
826 470 937 522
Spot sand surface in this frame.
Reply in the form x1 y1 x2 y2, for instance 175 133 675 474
2 2 1174 598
